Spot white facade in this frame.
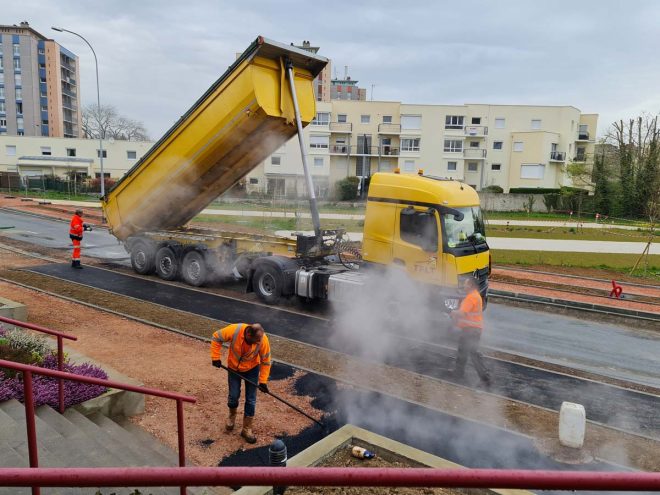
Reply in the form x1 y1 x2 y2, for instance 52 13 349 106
247 101 598 197
0 135 153 179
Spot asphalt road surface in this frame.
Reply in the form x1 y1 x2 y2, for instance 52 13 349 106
1 208 659 389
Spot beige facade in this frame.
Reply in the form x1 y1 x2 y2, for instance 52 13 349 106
247 101 598 197
0 135 153 179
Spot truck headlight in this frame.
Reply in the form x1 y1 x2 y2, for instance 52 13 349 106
444 298 459 310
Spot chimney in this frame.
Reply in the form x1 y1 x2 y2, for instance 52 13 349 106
20 21 30 27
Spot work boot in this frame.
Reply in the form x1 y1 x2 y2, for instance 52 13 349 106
240 416 257 444
72 260 83 269
225 408 238 432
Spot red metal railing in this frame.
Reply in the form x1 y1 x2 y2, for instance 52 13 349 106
0 315 77 414
0 466 658 491
0 359 196 495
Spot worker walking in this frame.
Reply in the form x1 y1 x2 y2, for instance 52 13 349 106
69 209 91 269
211 323 271 444
449 277 491 385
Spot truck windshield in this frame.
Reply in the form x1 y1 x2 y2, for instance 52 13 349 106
442 206 487 248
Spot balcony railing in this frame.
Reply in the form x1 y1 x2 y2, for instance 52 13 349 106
351 145 380 156
330 144 349 154
574 154 587 162
380 146 399 156
463 149 487 158
550 151 566 161
577 131 590 140
310 120 330 127
329 122 352 132
378 123 401 134
464 125 488 137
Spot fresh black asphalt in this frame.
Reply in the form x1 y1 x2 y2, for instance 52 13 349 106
25 263 660 439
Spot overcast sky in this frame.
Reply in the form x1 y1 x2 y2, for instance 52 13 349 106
7 0 660 139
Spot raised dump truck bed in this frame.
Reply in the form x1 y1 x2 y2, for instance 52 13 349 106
102 36 327 240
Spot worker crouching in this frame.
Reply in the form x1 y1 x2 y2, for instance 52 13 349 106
210 323 271 444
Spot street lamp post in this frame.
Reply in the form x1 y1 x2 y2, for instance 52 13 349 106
51 26 105 199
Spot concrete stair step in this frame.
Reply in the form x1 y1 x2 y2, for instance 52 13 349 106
115 419 179 465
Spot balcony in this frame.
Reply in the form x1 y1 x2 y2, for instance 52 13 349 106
378 123 401 134
464 125 488 137
329 122 352 133
576 131 591 141
463 149 487 159
380 146 399 156
351 145 380 156
330 144 350 154
550 151 566 162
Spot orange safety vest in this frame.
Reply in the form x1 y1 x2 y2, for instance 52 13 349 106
69 214 84 239
456 289 484 331
210 323 272 384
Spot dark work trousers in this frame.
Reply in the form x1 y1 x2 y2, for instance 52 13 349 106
227 365 259 417
454 327 491 383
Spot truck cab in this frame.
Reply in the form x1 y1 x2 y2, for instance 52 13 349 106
361 171 490 309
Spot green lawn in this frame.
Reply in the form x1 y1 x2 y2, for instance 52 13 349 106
484 210 649 227
3 190 99 202
492 249 660 276
486 225 656 242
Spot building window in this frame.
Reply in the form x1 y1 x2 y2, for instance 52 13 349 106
495 118 505 129
469 141 479 148
0 87 4 98
401 115 421 130
491 163 501 171
249 177 259 184
337 114 347 123
471 117 481 125
531 119 542 130
400 207 438 251
40 146 51 156
271 156 281 166
443 139 463 152
445 115 464 129
447 161 457 171
14 74 21 86
6 145 16 156
0 102 4 114
513 141 524 152
66 148 76 157
310 135 329 149
127 150 137 160
0 118 6 127
403 160 415 172
314 157 324 167
0 73 4 84
401 138 420 152
493 141 503 150
16 117 23 129
361 115 370 124
15 88 22 100
520 164 545 179
312 112 329 125
13 58 20 70
95 173 111 178
41 105 48 112
16 102 22 114
97 149 108 158
467 162 478 172
13 44 20 56
382 115 392 124
576 147 586 161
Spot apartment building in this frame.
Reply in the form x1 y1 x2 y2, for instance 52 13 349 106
0 22 82 138
296 41 331 103
247 101 598 197
0 135 153 180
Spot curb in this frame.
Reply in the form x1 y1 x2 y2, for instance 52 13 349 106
489 289 660 323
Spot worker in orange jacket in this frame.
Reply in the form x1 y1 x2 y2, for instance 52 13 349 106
69 209 91 269
449 276 491 385
210 323 271 443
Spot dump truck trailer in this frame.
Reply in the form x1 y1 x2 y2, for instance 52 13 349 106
103 36 490 311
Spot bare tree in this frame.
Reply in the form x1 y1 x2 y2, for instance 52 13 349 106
82 104 149 141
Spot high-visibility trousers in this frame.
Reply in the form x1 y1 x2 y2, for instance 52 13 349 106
71 238 81 261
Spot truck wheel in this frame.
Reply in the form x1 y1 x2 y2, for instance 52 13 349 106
253 264 283 305
155 246 180 281
181 251 207 287
130 242 155 275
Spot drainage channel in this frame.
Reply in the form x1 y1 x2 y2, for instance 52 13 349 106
222 362 644 495
24 263 660 440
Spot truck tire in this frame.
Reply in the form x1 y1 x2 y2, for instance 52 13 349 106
155 246 180 281
130 241 156 275
181 250 207 287
253 264 283 305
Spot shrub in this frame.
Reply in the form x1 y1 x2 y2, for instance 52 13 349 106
336 176 360 201
4 328 52 357
543 193 560 212
482 185 503 193
509 188 560 194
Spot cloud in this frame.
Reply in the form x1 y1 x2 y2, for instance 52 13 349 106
6 0 660 138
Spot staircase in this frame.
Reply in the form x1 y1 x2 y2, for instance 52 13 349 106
0 399 215 495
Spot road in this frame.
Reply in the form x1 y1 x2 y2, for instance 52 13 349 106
1 209 658 389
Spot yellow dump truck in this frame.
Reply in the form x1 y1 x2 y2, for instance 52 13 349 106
103 36 489 310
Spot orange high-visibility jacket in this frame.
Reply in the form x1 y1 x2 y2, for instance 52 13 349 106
210 323 271 384
455 289 484 331
69 214 84 239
